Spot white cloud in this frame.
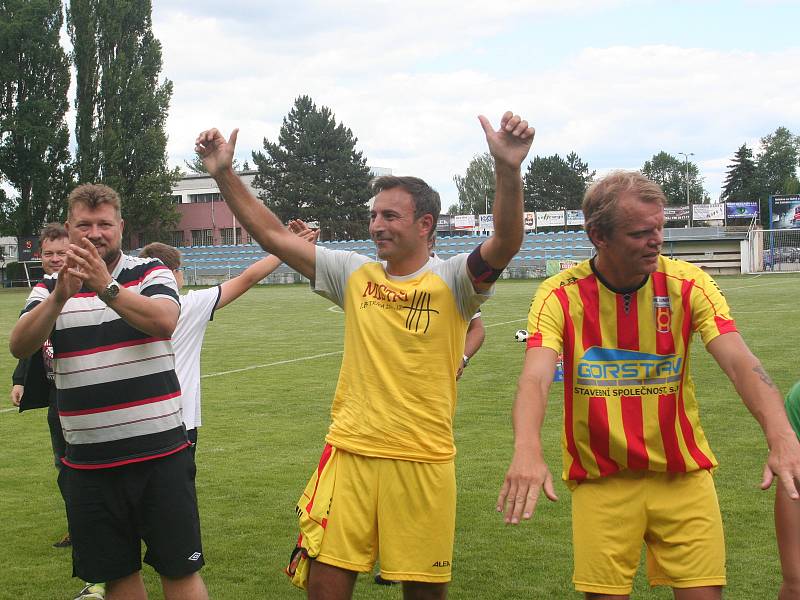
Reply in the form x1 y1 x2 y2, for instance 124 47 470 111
151 3 800 209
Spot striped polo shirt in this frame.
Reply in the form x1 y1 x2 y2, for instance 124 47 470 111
527 255 737 483
20 254 187 469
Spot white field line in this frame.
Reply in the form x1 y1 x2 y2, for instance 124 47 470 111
201 350 344 379
724 279 799 292
485 318 526 328
0 407 17 414
202 320 525 380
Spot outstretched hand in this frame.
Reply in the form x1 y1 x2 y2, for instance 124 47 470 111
497 450 558 524
760 432 800 500
478 111 535 171
288 219 320 243
195 128 239 177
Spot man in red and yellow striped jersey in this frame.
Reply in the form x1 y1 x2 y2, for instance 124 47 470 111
497 171 800 599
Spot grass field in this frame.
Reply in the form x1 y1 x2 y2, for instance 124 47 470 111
1 274 799 599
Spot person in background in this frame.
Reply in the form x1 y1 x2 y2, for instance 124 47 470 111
138 225 318 453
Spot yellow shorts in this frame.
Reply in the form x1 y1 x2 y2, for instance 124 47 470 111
571 469 726 595
316 449 455 583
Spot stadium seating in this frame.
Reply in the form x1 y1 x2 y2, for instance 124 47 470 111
134 230 596 284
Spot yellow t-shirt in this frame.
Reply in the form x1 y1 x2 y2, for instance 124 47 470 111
314 248 491 462
527 256 737 482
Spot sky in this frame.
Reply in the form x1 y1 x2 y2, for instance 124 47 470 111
146 0 800 211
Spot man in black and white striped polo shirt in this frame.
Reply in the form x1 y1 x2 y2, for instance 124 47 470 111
10 184 208 600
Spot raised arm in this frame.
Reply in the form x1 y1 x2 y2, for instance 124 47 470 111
194 128 316 280
471 112 534 291
497 346 559 524
707 332 800 499
217 227 319 310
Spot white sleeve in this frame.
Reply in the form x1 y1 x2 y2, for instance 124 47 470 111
432 253 494 321
312 246 370 308
181 287 221 327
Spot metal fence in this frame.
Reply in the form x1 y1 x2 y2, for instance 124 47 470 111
746 229 800 273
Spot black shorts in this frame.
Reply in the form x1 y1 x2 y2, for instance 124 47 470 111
58 448 204 582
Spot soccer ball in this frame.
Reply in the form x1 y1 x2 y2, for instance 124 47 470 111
514 329 529 342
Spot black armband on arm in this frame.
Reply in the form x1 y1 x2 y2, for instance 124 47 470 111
467 243 505 284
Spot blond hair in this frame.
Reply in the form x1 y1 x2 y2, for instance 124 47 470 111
583 171 665 240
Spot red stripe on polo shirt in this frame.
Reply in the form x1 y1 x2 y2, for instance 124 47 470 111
62 443 189 469
555 287 588 482
616 293 648 470
658 393 686 472
588 396 618 477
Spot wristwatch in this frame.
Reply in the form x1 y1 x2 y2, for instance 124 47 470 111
462 354 470 368
98 279 121 304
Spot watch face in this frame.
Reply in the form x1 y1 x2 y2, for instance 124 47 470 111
101 280 120 301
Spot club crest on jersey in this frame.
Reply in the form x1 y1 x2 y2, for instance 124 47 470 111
653 296 671 333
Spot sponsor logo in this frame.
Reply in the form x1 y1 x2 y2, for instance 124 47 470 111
188 552 202 561
432 560 451 567
362 281 408 303
653 295 672 333
576 347 682 391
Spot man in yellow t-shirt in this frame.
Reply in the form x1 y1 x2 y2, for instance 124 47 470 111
497 170 800 600
196 111 535 599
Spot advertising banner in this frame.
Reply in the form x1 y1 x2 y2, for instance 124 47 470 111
566 210 584 226
771 195 800 229
523 212 536 230
664 206 689 221
725 202 759 219
536 210 565 227
546 259 579 277
692 204 725 222
18 236 40 262
453 214 475 230
436 215 452 231
478 213 494 231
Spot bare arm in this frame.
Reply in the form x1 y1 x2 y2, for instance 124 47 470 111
106 291 179 339
217 255 282 310
707 332 800 499
464 315 486 358
456 316 486 380
195 129 316 279
9 261 81 358
497 346 559 524
217 225 320 310
10 385 23 407
472 112 534 291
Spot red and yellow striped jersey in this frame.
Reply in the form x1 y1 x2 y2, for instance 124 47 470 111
527 256 737 483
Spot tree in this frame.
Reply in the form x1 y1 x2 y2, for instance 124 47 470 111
641 152 706 206
252 95 372 241
0 0 72 236
453 153 494 215
523 152 594 212
183 154 242 175
721 144 759 203
68 0 179 247
754 127 800 218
